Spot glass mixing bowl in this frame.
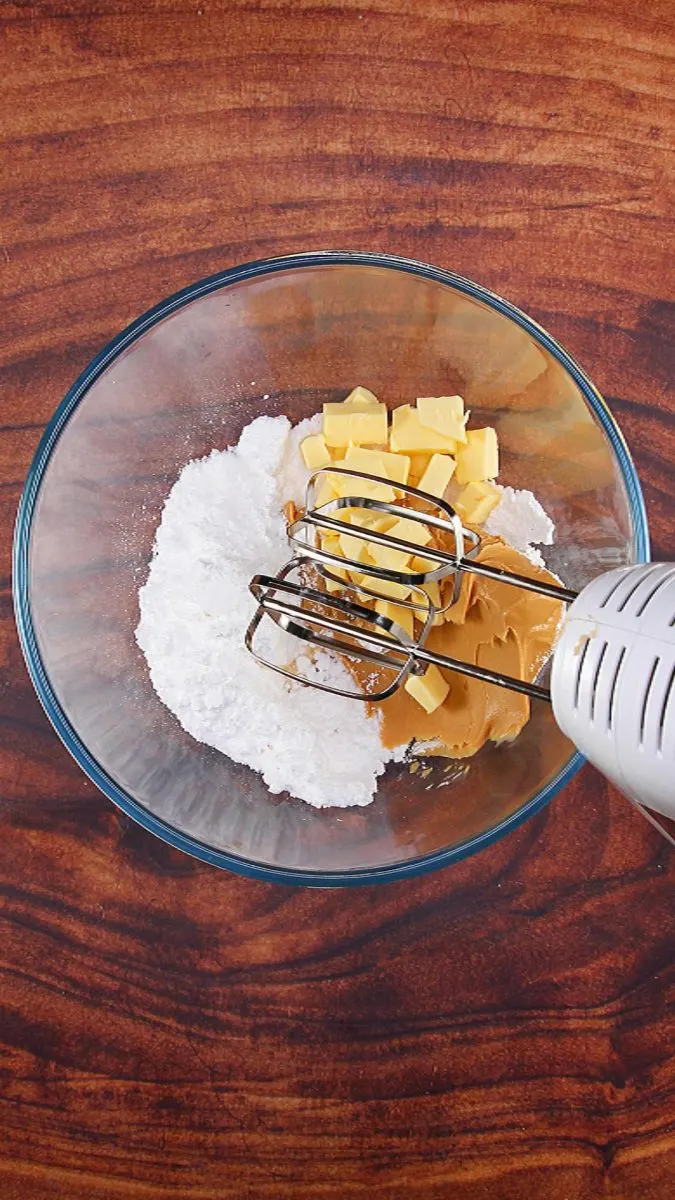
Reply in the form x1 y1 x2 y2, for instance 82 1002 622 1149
13 252 649 885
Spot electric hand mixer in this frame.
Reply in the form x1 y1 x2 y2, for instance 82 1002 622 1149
246 467 675 833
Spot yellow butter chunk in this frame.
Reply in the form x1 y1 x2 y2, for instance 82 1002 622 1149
366 514 398 534
417 453 456 499
408 453 432 483
365 575 412 602
335 508 372 528
338 529 372 563
455 481 501 525
390 406 458 454
343 386 380 407
369 538 411 573
411 553 440 573
386 516 432 549
344 444 410 486
323 577 343 593
323 402 388 448
338 447 390 479
300 432 332 471
375 599 415 640
416 395 467 443
422 579 441 608
404 664 450 714
332 471 396 504
319 531 342 555
314 474 340 509
455 427 499 484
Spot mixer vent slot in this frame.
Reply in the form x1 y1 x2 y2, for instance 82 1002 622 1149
634 567 675 617
608 647 626 732
600 572 630 609
590 641 608 722
659 666 675 754
617 566 656 613
639 658 660 746
574 637 591 711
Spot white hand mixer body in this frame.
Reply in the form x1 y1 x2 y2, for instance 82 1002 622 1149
552 563 675 818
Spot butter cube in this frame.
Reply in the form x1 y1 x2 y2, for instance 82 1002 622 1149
319 532 342 555
417 453 456 499
300 432 331 471
323 402 388 448
415 396 461 444
455 481 501 525
390 405 458 454
416 395 467 443
345 444 411 486
363 576 412 602
369 539 411 573
386 516 432 549
375 599 415 640
338 529 372 563
421 578 444 625
366 514 397 534
335 508 372 528
343 386 380 407
314 474 339 509
339 447 390 479
404 664 450 714
408 453 432 482
411 554 439 574
332 471 396 504
455 427 499 484
422 579 441 608
324 575 346 593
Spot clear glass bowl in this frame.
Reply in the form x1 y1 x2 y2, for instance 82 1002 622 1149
13 253 649 885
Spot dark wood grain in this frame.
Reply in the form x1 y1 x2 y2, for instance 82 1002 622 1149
1 1 674 1196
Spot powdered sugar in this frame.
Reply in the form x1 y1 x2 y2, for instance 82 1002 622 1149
485 485 554 567
136 416 393 808
136 416 559 810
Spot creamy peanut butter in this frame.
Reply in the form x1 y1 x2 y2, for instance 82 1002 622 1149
372 537 563 758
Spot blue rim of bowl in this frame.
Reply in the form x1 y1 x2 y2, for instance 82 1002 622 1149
13 251 650 887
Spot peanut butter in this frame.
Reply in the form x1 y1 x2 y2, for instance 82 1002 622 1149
373 537 563 758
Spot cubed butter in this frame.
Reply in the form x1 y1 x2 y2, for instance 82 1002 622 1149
332 471 396 504
408 453 432 482
422 579 441 608
300 432 331 471
314 474 339 509
324 575 346 593
411 554 440 574
390 405 458 454
345 444 411 486
343 386 380 407
368 538 411 573
366 514 398 534
416 395 467 443
386 516 432 549
338 447 390 479
404 664 450 714
365 576 412 602
338 529 372 563
417 452 456 499
323 402 388 448
454 481 501 524
319 532 342 555
375 599 415 640
455 427 499 484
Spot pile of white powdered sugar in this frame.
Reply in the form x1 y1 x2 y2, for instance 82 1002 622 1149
136 415 556 808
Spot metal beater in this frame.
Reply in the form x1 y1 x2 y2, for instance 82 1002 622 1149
246 467 675 822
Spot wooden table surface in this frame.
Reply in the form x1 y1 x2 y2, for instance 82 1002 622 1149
1 2 674 1197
